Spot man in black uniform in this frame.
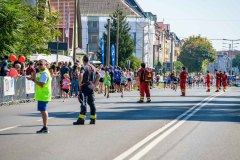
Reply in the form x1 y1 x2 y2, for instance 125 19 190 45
73 55 100 125
109 66 114 93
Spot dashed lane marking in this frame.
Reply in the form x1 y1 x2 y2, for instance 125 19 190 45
0 125 21 132
114 92 223 160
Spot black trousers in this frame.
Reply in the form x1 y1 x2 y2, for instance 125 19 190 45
80 86 96 116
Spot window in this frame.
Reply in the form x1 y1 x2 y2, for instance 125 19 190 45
91 35 98 43
92 21 98 28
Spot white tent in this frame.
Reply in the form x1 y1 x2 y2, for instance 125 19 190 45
30 54 73 64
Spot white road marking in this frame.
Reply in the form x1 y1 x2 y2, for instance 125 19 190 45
114 93 222 160
66 112 77 115
130 93 222 160
122 99 130 102
0 125 21 132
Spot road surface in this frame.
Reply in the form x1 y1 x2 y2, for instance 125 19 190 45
0 87 240 160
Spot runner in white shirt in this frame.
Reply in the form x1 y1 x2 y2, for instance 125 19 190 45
99 68 105 94
126 69 134 91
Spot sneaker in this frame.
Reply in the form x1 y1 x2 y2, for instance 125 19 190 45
137 100 144 103
107 94 109 98
36 127 49 134
146 100 151 103
73 118 85 125
121 95 123 98
90 119 96 125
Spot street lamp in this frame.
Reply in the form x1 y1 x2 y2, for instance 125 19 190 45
222 39 240 75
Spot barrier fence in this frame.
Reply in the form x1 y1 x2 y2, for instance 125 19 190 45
0 76 61 105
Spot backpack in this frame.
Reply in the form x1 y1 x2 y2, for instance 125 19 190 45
143 68 153 82
86 63 97 83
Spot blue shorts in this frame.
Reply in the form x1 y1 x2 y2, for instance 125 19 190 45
38 101 48 111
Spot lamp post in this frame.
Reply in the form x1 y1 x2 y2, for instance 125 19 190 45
107 19 111 66
116 13 119 66
73 0 77 63
170 32 175 73
222 40 240 75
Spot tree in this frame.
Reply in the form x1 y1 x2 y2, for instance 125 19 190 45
99 8 135 68
232 52 240 70
127 55 141 71
14 1 61 56
174 61 184 74
0 0 21 56
178 36 216 73
0 0 60 58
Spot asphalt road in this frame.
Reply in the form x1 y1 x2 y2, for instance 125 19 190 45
0 86 240 160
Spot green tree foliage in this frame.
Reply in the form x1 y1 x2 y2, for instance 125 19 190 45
174 61 184 74
0 0 21 55
178 36 216 73
15 1 61 55
99 8 135 68
0 0 60 58
232 52 240 70
128 55 141 71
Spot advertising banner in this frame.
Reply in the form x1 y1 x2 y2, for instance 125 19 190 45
3 77 15 96
101 39 105 66
111 44 115 67
25 78 35 94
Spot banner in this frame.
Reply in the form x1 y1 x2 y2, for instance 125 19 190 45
111 44 115 67
3 77 15 96
25 78 35 94
101 39 105 66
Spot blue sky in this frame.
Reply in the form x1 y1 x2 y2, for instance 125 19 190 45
137 0 240 51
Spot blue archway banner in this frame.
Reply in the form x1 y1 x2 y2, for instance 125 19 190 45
111 44 115 67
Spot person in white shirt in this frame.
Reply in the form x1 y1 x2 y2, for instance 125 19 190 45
98 67 105 94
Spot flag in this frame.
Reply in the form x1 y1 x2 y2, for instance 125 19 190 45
111 44 115 67
65 3 70 38
101 39 105 66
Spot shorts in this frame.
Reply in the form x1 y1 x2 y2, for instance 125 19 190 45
38 101 48 111
127 78 132 82
99 78 104 83
121 83 126 86
104 81 111 87
114 79 120 85
62 89 69 93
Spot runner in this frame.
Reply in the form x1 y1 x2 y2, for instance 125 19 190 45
103 71 111 98
163 74 167 89
99 67 105 94
120 71 127 98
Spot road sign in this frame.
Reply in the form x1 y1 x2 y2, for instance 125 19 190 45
48 42 68 51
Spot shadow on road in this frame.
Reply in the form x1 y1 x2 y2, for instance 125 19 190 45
0 133 36 136
21 98 240 123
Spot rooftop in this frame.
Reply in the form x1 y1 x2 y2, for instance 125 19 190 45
79 0 145 17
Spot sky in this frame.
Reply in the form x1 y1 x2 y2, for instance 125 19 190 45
137 0 240 51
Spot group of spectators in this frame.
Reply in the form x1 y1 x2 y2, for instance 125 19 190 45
0 55 141 101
